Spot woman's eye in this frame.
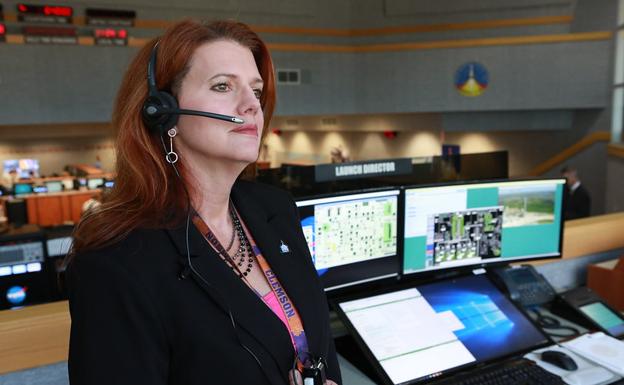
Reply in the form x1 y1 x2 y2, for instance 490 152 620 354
253 89 263 99
212 83 230 92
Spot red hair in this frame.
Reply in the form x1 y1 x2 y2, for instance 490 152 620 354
68 19 276 260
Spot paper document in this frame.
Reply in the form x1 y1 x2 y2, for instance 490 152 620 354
563 332 624 376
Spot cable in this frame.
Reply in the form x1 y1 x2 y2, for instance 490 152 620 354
529 308 581 339
158 135 270 382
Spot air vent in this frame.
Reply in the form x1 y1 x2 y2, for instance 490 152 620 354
321 118 337 126
276 69 300 85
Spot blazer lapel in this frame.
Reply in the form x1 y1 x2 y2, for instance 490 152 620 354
231 183 326 358
165 217 294 381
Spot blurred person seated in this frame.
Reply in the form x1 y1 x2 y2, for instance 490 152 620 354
0 169 20 192
561 165 591 220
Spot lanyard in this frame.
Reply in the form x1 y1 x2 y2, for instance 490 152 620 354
191 210 311 363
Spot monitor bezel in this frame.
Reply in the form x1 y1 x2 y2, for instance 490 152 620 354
295 186 404 293
331 270 553 385
400 177 566 279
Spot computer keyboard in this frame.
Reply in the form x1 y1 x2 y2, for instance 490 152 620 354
439 359 566 385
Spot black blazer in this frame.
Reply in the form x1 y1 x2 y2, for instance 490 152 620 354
564 183 591 220
67 180 341 385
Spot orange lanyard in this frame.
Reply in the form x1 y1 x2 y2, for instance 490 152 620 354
191 211 311 361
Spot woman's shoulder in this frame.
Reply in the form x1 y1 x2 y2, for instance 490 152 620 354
235 179 295 208
236 179 291 198
68 227 171 276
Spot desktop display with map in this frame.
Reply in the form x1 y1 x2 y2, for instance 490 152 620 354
296 189 400 290
403 179 565 275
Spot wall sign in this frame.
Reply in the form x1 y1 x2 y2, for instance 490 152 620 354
86 8 136 26
315 158 412 182
23 25 77 45
455 62 488 97
17 4 73 24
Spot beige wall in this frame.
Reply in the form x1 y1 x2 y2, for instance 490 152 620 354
0 114 600 179
0 138 115 177
265 125 586 177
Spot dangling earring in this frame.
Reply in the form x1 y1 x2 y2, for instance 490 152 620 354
166 127 179 164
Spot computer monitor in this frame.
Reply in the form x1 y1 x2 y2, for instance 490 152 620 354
32 185 48 194
45 180 63 193
18 158 39 178
334 273 550 385
402 179 565 276
296 189 401 291
46 236 73 258
3 159 19 173
0 232 55 310
87 177 104 190
13 183 33 196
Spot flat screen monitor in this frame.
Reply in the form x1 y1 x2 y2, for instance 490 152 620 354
3 159 40 178
13 183 33 196
45 181 63 193
334 273 550 385
3 159 19 173
87 178 104 189
402 179 565 276
46 236 73 258
296 189 400 291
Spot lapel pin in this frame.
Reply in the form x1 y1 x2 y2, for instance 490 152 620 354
280 241 290 254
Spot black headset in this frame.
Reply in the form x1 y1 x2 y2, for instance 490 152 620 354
141 42 243 136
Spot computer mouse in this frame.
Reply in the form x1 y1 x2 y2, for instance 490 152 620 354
541 350 578 371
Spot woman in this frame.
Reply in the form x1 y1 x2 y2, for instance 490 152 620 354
66 19 341 385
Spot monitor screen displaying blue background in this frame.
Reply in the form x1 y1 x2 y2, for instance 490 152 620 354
403 179 565 275
338 274 549 384
417 274 547 363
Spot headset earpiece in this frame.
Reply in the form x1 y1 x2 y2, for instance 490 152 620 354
143 92 179 135
142 42 180 135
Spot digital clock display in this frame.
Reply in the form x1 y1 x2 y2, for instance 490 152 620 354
94 28 128 46
17 4 73 24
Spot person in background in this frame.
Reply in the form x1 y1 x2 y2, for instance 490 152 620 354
65 19 340 385
93 155 102 170
0 169 20 192
561 165 591 220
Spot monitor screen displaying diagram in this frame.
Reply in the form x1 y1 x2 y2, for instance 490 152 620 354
403 179 565 275
297 189 400 290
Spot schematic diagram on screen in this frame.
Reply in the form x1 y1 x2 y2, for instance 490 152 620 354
310 197 397 270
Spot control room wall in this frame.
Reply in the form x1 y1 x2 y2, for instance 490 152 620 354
0 0 613 124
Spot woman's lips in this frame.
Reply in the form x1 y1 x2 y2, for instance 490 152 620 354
231 124 258 136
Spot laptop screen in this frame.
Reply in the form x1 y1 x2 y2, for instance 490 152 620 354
336 273 549 385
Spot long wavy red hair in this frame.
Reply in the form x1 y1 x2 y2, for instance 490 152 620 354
67 19 276 260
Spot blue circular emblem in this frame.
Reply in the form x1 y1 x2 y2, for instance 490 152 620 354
6 286 27 305
455 62 488 97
